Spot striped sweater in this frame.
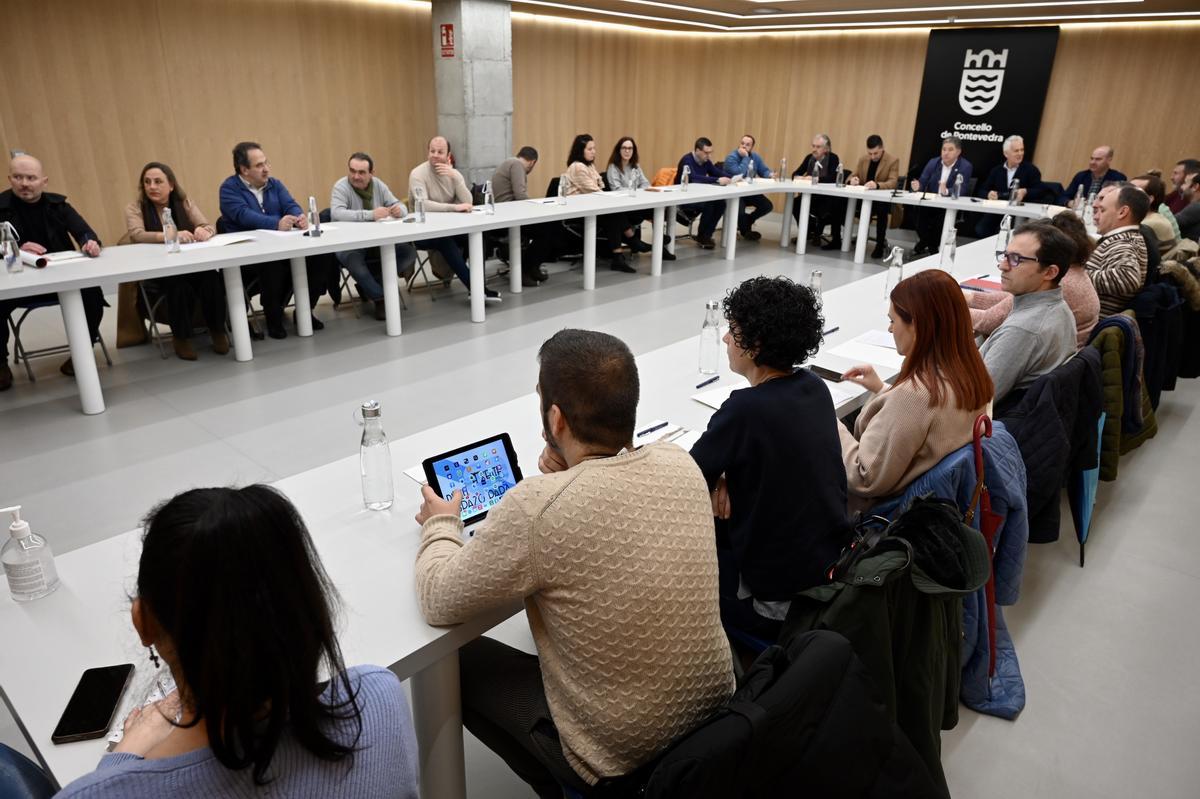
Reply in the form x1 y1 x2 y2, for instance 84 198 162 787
1086 226 1147 316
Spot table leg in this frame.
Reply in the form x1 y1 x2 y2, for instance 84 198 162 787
57 289 104 415
221 265 253 362
409 653 467 799
795 193 812 255
583 215 596 291
723 197 739 261
289 256 312 336
651 206 665 276
854 199 873 264
667 207 677 254
508 226 522 294
842 197 856 252
379 244 402 336
780 193 794 248
940 209 958 246
468 231 485 322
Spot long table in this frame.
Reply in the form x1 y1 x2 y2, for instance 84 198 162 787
0 237 1004 797
0 180 1041 417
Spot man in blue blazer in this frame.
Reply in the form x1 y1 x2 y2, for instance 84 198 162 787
975 134 1042 237
218 141 324 339
911 135 973 254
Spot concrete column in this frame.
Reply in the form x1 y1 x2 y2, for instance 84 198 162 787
432 0 513 187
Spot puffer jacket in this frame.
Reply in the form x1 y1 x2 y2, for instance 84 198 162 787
1089 317 1159 479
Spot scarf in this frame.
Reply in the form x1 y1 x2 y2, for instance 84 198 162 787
352 182 375 210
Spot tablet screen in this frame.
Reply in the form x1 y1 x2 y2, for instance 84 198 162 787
426 435 522 525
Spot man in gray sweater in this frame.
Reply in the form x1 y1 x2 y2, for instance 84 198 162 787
981 221 1077 411
331 152 417 320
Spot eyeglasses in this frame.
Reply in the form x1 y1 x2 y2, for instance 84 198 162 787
996 250 1044 269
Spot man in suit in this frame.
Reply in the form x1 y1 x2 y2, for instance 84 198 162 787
911 135 973 255
218 141 326 339
975 135 1042 237
847 134 900 259
1059 145 1127 206
792 133 844 249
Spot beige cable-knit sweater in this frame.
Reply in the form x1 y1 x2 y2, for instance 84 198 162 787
838 378 984 515
415 443 735 784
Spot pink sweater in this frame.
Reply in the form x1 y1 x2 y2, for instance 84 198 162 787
967 266 1100 349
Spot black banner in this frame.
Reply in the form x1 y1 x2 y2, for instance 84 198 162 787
908 27 1059 188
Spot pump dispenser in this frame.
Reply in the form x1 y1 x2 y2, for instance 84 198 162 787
1 506 60 602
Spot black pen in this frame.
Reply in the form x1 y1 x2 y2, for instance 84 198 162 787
823 326 839 336
637 421 669 437
695 375 720 389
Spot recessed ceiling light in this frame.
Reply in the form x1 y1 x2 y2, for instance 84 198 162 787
752 6 782 13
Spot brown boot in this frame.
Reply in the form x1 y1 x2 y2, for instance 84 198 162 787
60 358 74 376
211 332 230 355
173 337 198 361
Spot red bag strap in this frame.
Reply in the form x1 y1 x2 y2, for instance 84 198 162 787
965 415 992 523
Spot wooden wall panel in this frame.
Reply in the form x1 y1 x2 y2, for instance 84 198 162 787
0 0 435 244
512 18 1200 195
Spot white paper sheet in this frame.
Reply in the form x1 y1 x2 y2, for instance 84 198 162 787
824 379 864 407
527 198 558 205
691 378 749 410
671 430 702 451
828 341 905 371
180 233 254 249
854 329 897 349
634 419 683 446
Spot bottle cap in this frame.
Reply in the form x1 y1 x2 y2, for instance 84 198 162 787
1 506 29 540
705 300 719 310
361 400 382 419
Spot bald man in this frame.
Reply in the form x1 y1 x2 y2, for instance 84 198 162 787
1060 145 1127 206
408 136 500 302
0 154 104 391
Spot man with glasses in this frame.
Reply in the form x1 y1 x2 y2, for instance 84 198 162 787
980 221 1076 410
722 134 773 241
674 137 731 249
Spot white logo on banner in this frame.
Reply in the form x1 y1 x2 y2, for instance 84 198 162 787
958 48 1008 116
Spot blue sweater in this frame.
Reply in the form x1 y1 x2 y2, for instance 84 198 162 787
674 153 726 185
218 175 302 232
56 665 419 799
723 150 770 180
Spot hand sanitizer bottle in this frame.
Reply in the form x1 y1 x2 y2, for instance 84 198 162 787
1 506 60 602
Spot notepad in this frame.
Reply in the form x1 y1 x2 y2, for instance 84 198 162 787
961 277 1003 292
527 197 559 205
634 419 683 446
828 341 905 371
692 379 749 410
180 233 254 249
854 329 897 349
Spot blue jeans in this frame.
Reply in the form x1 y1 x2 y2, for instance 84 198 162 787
417 236 472 289
0 743 54 799
335 244 417 301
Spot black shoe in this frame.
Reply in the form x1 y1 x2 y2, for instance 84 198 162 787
538 266 549 281
374 300 388 320
627 237 652 254
871 242 888 259
741 229 762 241
610 253 636 273
266 317 288 339
911 243 932 256
821 239 842 251
0 364 12 392
662 249 677 261
696 236 716 250
484 289 502 304
521 271 541 287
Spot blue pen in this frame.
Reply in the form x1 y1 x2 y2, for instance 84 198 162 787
637 421 669 438
695 375 720 389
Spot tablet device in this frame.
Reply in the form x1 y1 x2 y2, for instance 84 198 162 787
422 433 524 533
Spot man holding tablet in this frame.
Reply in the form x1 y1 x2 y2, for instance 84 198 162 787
413 329 734 798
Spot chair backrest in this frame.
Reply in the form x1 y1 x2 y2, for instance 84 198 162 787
545 176 561 198
650 167 676 187
0 744 55 799
1141 224 1161 285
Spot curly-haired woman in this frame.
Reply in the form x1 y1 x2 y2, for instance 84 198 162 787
689 276 851 641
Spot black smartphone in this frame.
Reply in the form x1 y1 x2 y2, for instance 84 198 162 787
809 364 845 383
51 664 135 744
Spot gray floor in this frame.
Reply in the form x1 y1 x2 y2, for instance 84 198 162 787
3 216 1198 797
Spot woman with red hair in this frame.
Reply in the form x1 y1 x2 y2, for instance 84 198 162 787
838 269 994 513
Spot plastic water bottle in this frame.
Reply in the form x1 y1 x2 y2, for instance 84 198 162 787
1 506 59 602
939 227 957 271
1073 184 1086 215
162 208 180 253
359 401 394 511
558 175 568 205
746 158 755 184
996 214 1014 255
809 270 823 298
884 246 904 299
627 172 637 197
308 196 322 236
484 180 495 215
1 221 20 274
698 300 721 375
413 186 427 223
811 161 820 182
951 173 963 200
835 164 846 188
779 157 787 181
1008 179 1021 205
681 165 691 192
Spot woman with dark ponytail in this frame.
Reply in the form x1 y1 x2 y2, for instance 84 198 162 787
57 485 418 798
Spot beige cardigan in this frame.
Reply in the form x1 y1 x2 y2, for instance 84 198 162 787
563 161 605 196
123 198 214 243
838 377 984 514
416 443 735 784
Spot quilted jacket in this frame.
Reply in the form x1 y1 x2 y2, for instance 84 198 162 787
998 351 1103 543
1129 282 1184 406
1089 318 1159 480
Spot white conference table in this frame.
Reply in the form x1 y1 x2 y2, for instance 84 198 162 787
0 237 1003 796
